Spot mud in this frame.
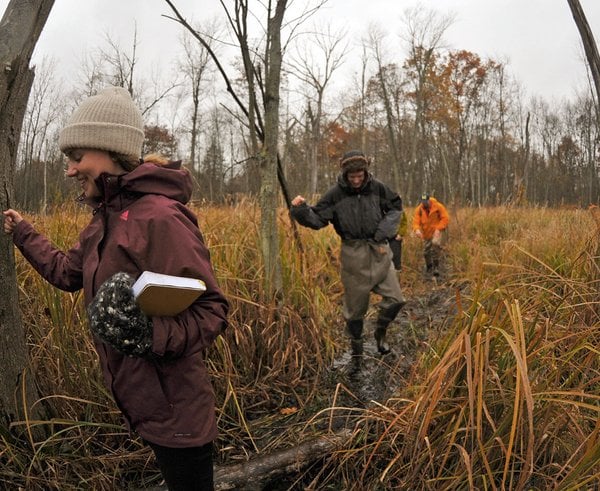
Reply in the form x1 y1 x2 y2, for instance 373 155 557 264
328 274 461 407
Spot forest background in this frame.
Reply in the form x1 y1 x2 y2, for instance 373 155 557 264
6 0 600 212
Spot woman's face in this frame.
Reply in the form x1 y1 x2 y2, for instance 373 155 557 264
65 149 125 198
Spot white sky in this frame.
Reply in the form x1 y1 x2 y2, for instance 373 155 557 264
1 0 600 102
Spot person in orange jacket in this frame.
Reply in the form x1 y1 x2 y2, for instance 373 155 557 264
412 194 449 277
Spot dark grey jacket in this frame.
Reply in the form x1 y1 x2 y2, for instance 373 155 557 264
291 172 402 242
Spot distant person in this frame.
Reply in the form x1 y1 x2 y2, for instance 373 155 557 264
3 86 228 490
290 150 405 358
412 193 450 278
389 210 408 271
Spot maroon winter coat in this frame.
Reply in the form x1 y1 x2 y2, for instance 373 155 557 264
12 161 229 448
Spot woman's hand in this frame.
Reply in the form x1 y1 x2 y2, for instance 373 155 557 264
3 209 23 234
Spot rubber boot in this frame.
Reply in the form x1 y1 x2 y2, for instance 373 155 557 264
346 319 364 356
350 338 364 357
374 302 405 355
345 319 364 374
374 326 390 355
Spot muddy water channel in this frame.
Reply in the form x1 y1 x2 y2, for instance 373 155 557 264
329 280 459 406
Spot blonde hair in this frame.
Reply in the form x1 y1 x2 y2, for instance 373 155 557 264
143 153 170 165
109 151 170 172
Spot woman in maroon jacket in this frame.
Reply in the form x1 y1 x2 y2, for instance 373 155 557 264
3 87 228 491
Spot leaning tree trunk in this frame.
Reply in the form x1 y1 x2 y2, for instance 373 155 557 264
568 0 600 119
0 0 55 435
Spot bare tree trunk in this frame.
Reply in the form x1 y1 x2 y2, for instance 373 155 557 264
290 24 346 196
164 0 305 274
568 0 600 114
0 0 54 435
520 112 531 204
308 90 324 196
308 99 321 196
260 0 287 296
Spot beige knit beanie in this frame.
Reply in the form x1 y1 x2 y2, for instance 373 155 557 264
59 86 145 159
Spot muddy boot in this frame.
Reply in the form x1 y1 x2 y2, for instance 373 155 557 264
346 319 364 361
374 302 405 355
350 338 363 357
374 326 390 355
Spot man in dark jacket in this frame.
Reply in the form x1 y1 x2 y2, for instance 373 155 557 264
290 150 405 359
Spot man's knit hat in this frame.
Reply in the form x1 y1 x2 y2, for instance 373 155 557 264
340 150 370 174
59 86 144 159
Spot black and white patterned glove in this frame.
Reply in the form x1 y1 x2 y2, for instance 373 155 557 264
87 272 153 357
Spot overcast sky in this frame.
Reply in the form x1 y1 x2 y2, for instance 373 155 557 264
1 0 599 101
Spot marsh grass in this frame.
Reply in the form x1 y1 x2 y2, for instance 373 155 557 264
3 203 600 489
313 206 600 489
1 199 344 488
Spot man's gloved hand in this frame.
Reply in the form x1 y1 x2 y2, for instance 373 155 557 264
87 272 153 357
414 229 423 239
432 229 442 245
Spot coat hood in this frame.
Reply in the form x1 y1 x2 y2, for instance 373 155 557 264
83 161 193 209
120 161 192 204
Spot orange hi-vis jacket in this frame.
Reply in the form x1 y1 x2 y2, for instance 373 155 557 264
412 197 449 240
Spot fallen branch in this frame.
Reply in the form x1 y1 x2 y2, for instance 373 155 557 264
138 429 352 490
215 429 352 490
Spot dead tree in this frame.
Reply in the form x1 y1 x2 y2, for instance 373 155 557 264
0 0 55 436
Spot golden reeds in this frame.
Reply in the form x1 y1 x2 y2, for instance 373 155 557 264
3 204 600 489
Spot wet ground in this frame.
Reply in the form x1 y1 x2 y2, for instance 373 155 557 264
328 274 460 407
259 275 462 490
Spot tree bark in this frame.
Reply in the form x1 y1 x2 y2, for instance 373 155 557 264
259 0 287 296
0 0 55 434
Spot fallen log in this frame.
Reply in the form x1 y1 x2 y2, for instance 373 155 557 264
138 429 352 490
215 429 352 490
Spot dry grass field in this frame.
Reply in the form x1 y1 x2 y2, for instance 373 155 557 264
2 202 600 489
